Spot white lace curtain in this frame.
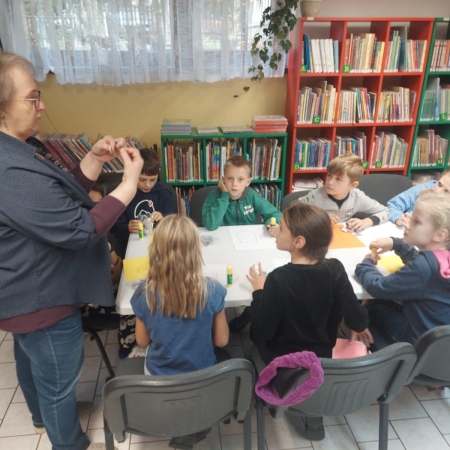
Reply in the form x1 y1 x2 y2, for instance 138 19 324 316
0 0 286 86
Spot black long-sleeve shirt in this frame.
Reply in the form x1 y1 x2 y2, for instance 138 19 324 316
250 259 368 363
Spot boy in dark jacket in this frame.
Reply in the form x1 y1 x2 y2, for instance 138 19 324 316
112 148 174 257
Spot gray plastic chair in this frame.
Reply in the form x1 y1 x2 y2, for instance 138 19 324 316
102 358 255 450
407 325 450 388
160 182 179 214
189 185 218 226
358 174 413 206
253 343 417 450
280 190 310 211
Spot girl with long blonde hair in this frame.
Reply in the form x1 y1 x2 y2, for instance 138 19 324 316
131 214 229 374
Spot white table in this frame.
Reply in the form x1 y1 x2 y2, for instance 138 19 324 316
115 221 404 315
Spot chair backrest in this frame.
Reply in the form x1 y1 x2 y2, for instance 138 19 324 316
103 358 254 441
160 182 179 214
273 343 416 417
280 190 310 211
358 174 413 206
189 185 218 226
408 325 450 385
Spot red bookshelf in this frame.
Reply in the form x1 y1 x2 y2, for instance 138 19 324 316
285 17 434 193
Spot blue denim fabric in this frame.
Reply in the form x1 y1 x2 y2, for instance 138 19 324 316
368 300 415 349
13 311 90 450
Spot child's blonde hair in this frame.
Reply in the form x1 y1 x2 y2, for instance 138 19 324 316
327 153 364 183
417 191 450 249
145 215 206 318
283 203 333 260
224 156 251 177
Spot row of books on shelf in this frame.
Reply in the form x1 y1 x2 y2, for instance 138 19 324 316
293 131 407 170
34 133 143 172
302 36 339 73
174 183 281 215
411 129 449 166
297 83 415 124
369 132 408 168
429 40 450 72
251 115 288 133
162 119 191 135
163 138 282 182
419 78 450 121
301 29 426 74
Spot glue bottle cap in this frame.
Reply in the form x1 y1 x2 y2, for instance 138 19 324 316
227 266 233 274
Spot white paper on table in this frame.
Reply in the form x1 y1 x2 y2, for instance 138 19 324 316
228 225 277 251
203 264 227 285
272 257 290 269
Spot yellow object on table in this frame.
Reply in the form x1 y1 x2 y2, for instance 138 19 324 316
123 257 149 282
378 255 404 273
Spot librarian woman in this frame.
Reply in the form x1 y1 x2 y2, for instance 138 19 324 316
0 52 144 450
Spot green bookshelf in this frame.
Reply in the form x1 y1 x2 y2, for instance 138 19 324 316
408 18 450 176
160 129 287 214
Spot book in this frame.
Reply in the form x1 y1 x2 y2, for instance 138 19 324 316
220 124 253 133
196 126 220 135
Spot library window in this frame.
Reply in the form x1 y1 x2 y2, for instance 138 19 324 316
0 0 282 85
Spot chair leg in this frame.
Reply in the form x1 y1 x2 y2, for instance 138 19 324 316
256 397 266 450
104 413 115 450
378 402 389 450
87 330 115 379
243 409 252 450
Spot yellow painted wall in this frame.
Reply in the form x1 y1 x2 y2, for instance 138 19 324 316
37 75 287 149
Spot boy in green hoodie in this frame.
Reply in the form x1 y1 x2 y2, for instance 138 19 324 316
202 156 281 234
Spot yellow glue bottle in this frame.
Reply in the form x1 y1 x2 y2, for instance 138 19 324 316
138 222 144 240
270 217 276 227
227 266 233 287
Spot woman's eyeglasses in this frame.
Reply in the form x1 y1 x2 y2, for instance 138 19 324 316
15 90 41 109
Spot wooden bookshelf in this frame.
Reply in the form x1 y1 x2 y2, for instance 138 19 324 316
160 129 287 215
285 17 434 193
408 18 450 177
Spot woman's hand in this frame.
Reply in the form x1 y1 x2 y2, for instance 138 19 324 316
120 146 144 185
246 262 266 291
91 136 128 162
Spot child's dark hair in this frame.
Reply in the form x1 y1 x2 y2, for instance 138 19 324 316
140 148 160 176
91 182 106 198
283 203 332 260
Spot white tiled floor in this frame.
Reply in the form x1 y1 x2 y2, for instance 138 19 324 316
0 309 450 450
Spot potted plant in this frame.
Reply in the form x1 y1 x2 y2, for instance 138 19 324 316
245 0 321 91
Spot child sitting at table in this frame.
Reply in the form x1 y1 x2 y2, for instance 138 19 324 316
83 183 142 360
299 153 390 232
111 148 175 258
356 191 450 348
247 202 372 440
131 214 229 375
202 155 282 234
203 155 282 333
387 170 450 227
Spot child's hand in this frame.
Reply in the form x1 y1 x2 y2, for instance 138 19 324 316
350 328 374 348
128 219 141 233
151 211 163 222
363 251 381 264
218 178 228 193
328 213 340 224
266 224 279 236
246 262 266 291
369 238 394 254
395 213 411 228
346 217 373 232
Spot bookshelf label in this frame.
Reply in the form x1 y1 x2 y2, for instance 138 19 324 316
440 113 448 121
342 65 351 73
293 164 301 170
437 158 444 165
375 161 383 168
300 65 308 73
363 161 369 169
312 116 321 124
